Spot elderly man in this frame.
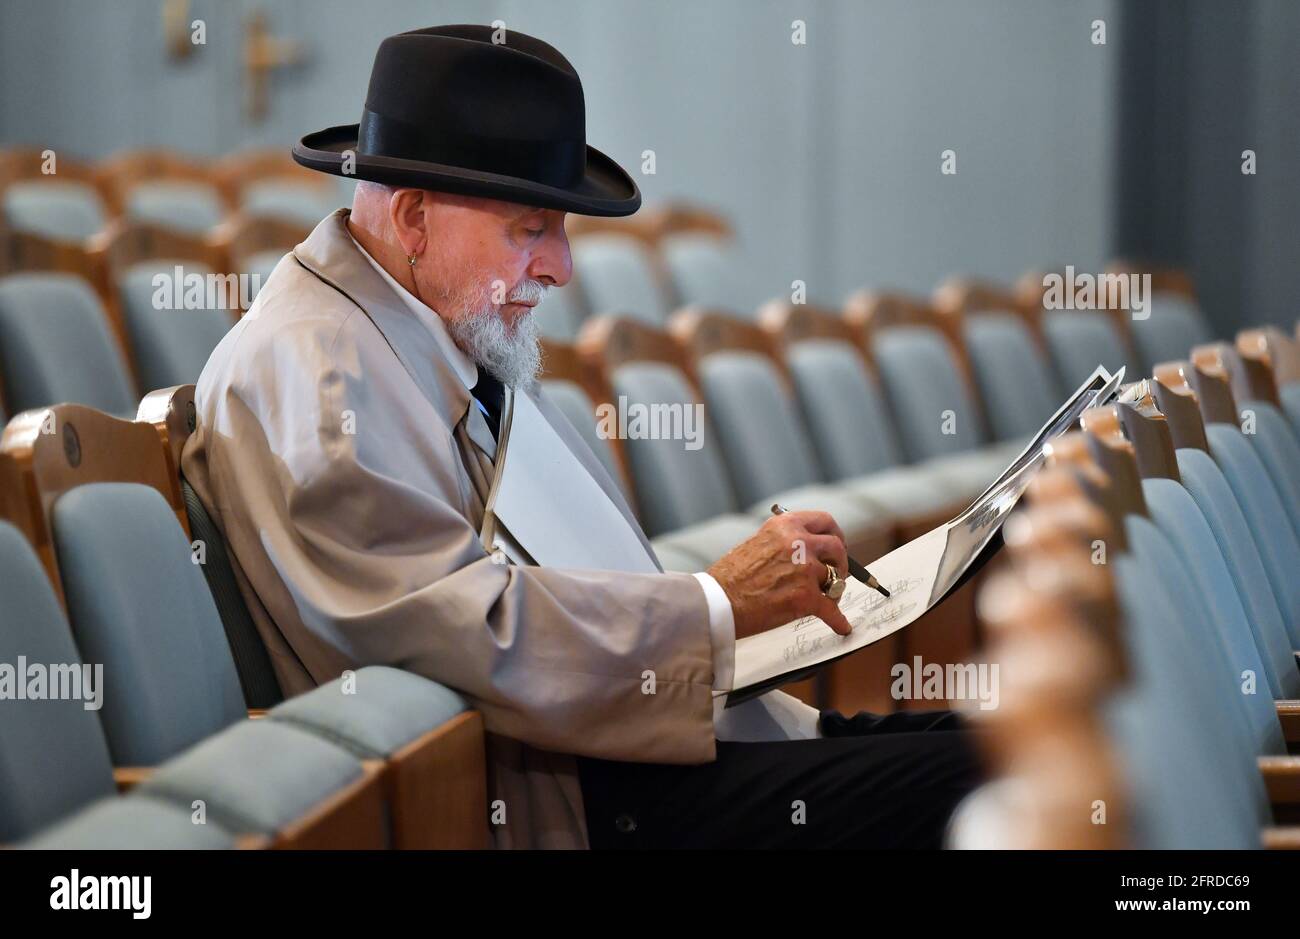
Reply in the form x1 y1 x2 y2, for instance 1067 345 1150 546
183 24 980 849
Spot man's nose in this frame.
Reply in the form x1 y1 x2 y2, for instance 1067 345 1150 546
529 224 572 288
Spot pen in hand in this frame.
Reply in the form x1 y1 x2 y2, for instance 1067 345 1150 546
770 503 891 599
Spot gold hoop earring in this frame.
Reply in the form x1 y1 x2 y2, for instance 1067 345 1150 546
406 254 417 267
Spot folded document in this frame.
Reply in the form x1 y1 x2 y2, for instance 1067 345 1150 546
722 364 1125 706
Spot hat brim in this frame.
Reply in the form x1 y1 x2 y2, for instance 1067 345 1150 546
292 124 641 218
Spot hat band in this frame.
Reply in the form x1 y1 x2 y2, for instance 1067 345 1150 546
358 109 586 190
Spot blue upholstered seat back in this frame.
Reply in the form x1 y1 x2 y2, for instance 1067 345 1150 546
240 181 338 227
1278 383 1300 440
1128 292 1212 371
1235 399 1300 544
1205 423 1300 645
124 181 224 233
1141 477 1286 755
786 338 904 479
873 326 984 460
1041 309 1135 389
1175 448 1300 700
610 361 737 535
52 483 247 766
0 521 117 842
3 180 107 241
117 261 234 390
572 234 668 325
532 284 587 340
698 350 822 505
659 233 745 310
962 313 1061 441
1110 549 1263 849
0 272 138 417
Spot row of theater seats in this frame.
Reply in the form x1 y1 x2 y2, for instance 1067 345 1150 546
0 209 1225 712
955 329 1300 849
0 147 343 240
535 275 1219 710
0 248 1269 847
0 147 342 423
1 319 1289 850
0 220 310 423
541 205 1214 382
0 387 488 849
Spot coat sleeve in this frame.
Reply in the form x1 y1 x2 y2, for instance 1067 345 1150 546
192 310 719 766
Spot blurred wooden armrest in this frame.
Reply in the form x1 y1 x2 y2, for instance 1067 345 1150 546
1263 827 1300 849
113 766 154 792
1278 701 1300 746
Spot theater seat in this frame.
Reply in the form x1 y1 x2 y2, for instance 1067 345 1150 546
660 232 744 310
1204 423 1300 645
1128 292 1213 372
1176 448 1300 700
691 350 891 552
571 234 669 324
1140 477 1288 756
267 666 488 849
181 479 283 708
3 180 107 242
533 285 587 340
19 795 238 850
781 336 972 522
0 273 138 417
609 359 859 560
48 470 485 848
52 482 248 765
0 519 120 842
124 181 225 234
1041 309 1135 389
240 182 338 227
1109 551 1264 848
117 261 235 389
872 325 985 460
610 360 744 536
961 313 1063 441
134 718 386 848
1234 399 1300 543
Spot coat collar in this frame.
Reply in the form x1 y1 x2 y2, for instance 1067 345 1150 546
292 209 498 458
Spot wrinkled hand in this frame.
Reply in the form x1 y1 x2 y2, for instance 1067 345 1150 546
707 510 852 640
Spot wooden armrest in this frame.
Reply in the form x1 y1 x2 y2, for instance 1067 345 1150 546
246 708 269 719
1263 827 1300 850
1259 755 1300 804
1277 701 1300 746
113 766 154 792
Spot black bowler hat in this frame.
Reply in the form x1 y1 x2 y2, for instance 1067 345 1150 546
293 24 641 217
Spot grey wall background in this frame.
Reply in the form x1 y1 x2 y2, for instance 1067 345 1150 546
0 0 1292 329
1115 0 1300 335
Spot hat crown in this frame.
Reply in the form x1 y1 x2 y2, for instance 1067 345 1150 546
362 25 586 149
291 23 640 216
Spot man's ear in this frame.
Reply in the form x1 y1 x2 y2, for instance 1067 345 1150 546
389 188 429 258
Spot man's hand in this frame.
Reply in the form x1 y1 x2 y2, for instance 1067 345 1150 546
707 510 853 640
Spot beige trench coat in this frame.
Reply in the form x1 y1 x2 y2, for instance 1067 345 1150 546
182 210 719 848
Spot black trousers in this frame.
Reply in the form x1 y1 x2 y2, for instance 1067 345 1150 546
576 709 983 849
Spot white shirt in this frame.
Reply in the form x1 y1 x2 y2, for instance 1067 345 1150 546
342 232 757 708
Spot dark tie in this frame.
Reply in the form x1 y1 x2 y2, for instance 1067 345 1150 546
471 369 506 441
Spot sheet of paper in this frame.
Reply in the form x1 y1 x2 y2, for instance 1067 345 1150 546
724 364 1125 699
491 391 660 574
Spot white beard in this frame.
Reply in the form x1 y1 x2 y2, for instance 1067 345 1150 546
443 278 547 389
